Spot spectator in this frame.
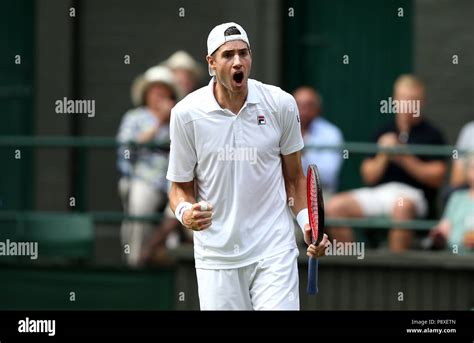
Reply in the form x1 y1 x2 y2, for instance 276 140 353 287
439 121 473 207
326 74 447 252
428 153 474 254
161 50 205 96
117 65 179 267
446 121 474 193
293 86 344 197
139 52 207 264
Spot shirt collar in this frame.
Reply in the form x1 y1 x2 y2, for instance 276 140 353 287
203 77 260 113
246 80 260 105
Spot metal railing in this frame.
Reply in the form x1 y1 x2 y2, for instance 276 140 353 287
0 135 464 156
0 135 461 229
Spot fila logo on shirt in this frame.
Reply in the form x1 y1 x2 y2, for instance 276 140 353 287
257 115 266 125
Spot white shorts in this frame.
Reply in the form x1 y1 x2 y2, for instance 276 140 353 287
196 248 299 310
351 182 428 218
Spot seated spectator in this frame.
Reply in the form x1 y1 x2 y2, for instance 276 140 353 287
450 121 474 187
326 74 447 252
293 86 344 198
161 50 205 96
442 121 474 205
138 52 206 263
428 153 474 254
116 65 180 267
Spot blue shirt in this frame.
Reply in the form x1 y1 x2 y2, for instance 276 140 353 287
116 107 170 192
302 117 344 193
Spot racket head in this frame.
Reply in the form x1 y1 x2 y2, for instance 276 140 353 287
306 164 325 245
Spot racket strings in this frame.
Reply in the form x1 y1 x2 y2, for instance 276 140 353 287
308 173 319 241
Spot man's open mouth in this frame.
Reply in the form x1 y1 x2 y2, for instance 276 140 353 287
233 71 244 84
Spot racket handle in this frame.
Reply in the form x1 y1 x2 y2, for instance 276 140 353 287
307 257 319 295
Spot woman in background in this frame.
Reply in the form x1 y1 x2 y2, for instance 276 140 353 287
429 153 474 254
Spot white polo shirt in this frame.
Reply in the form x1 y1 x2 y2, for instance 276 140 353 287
166 78 304 269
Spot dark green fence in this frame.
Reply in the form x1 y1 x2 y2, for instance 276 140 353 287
0 264 174 310
0 0 35 211
283 0 414 192
172 247 474 311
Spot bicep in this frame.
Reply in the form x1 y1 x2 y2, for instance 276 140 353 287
278 92 304 155
167 109 197 181
170 180 195 196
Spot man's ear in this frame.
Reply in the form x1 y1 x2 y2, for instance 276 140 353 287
206 55 215 74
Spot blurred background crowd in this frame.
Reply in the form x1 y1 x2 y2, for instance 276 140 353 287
1 0 473 310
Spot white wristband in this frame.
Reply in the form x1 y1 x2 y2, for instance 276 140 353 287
175 201 192 225
296 208 309 234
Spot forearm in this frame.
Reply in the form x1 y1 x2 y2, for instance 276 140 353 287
285 173 308 216
281 151 309 219
137 129 158 144
431 219 451 248
361 154 389 185
398 155 446 188
450 160 466 187
169 181 197 213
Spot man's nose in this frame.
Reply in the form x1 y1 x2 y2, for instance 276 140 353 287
232 54 242 68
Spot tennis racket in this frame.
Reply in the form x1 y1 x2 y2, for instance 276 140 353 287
307 164 325 295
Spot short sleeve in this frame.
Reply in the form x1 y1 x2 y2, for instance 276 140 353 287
424 123 447 161
117 110 139 143
278 92 304 155
429 126 446 145
442 191 459 222
166 107 197 182
456 122 474 152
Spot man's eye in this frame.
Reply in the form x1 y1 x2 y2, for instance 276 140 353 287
223 52 232 58
239 51 248 57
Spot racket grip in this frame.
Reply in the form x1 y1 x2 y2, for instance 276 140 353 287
307 257 319 295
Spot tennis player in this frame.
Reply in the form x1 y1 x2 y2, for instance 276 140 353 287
166 22 329 310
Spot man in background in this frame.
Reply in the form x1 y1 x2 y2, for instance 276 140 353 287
326 75 447 252
293 86 344 198
162 50 205 96
445 121 474 201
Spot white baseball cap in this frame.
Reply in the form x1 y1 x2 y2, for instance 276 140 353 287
206 22 250 76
